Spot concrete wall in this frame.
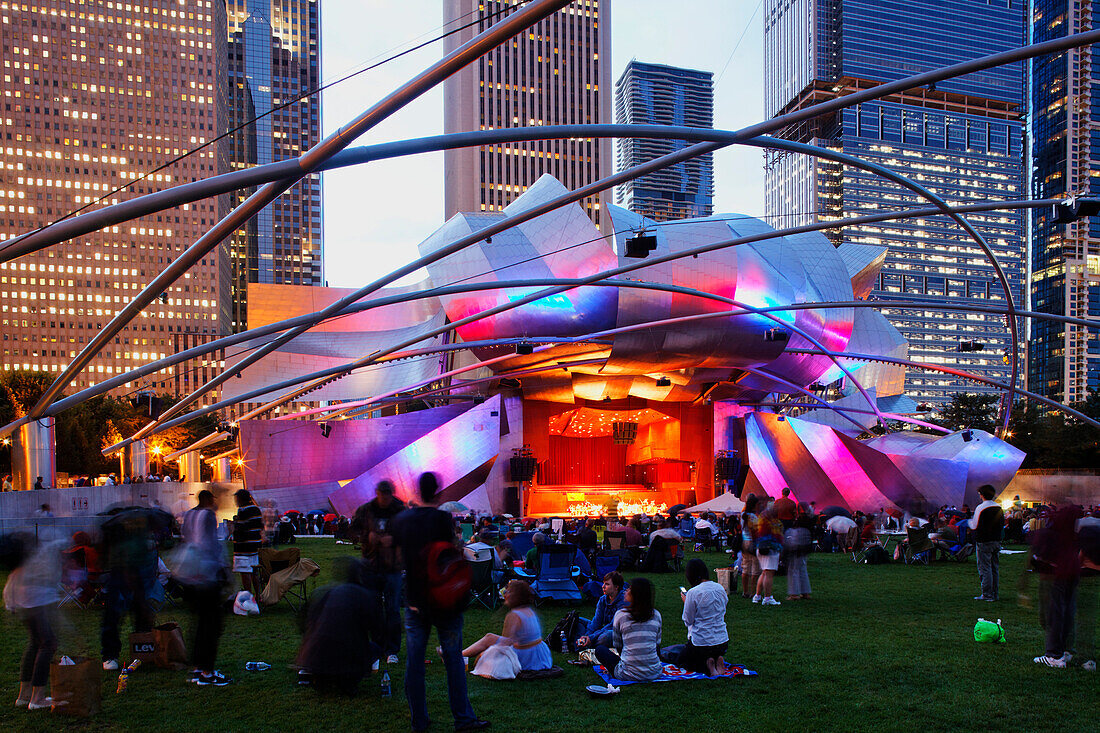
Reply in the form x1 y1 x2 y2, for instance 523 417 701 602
0 482 243 536
1001 471 1100 506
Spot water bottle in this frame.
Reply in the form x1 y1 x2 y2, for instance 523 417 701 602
560 633 569 654
381 671 391 698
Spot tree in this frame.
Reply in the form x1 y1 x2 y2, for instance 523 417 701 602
938 393 998 433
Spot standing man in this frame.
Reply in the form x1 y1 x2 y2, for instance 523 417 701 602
99 507 158 670
391 473 488 733
231 490 263 595
970 485 1004 601
774 488 797 529
350 480 406 665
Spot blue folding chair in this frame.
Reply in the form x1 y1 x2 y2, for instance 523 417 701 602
515 543 582 604
678 516 695 540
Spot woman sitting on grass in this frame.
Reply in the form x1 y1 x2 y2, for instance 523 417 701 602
594 577 663 682
461 580 552 671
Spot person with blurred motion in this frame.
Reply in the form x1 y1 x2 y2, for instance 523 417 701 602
178 490 231 686
739 494 761 599
350 479 407 666
99 506 159 671
391 473 489 732
461 579 552 672
2 533 60 710
1031 506 1082 668
774 488 797 530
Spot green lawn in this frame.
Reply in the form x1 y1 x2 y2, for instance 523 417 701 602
1 539 1095 732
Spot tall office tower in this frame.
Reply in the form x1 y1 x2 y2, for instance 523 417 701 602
0 0 231 396
613 61 714 221
442 0 612 229
226 0 322 332
763 0 1026 406
1031 0 1100 403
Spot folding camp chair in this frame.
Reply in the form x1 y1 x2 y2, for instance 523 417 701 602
257 547 319 611
514 543 582 605
903 526 934 565
666 540 683 572
58 546 105 609
694 527 718 552
460 523 475 543
678 517 695 540
469 558 499 610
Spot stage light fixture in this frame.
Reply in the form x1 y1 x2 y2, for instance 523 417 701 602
656 376 671 387
624 231 657 258
516 342 534 355
962 429 973 442
319 423 332 439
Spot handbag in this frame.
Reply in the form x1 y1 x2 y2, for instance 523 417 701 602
50 657 101 717
153 622 189 670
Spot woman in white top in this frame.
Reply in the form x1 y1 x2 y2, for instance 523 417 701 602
2 534 61 710
679 558 729 676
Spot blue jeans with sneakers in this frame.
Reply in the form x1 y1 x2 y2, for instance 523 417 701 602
404 608 478 731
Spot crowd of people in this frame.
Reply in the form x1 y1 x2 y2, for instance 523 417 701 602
1 480 1097 727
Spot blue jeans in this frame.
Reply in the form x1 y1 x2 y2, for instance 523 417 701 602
101 564 156 661
404 608 477 731
371 571 403 656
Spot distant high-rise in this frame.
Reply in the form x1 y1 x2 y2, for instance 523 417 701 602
442 0 612 228
1030 0 1100 403
0 0 231 394
763 0 1026 406
226 0 322 332
614 61 714 221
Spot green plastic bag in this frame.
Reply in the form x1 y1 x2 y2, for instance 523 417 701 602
974 617 1006 643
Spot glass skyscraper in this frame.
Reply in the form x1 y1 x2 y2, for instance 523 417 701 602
764 0 1026 407
227 0 322 332
614 61 714 221
1031 0 1100 404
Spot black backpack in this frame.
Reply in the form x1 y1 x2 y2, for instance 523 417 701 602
546 611 582 653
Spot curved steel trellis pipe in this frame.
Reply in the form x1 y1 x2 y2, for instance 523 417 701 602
12 27 1100 428
37 198 1100 448
19 0 575 424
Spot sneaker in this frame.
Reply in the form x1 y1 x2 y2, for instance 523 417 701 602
297 670 313 686
102 659 119 671
188 669 201 683
751 594 762 604
455 721 491 732
1082 660 1096 672
1060 652 1074 664
387 654 399 665
195 671 232 686
1033 655 1067 668
973 595 993 601
761 596 781 606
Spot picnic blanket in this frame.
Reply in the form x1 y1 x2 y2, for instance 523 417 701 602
594 662 757 686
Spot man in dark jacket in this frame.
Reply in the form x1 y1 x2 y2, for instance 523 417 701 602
350 480 406 664
969 484 1005 601
392 473 488 732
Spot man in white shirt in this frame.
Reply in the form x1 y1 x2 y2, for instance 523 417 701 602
677 558 729 676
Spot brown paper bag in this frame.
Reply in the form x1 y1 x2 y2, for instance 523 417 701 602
50 657 101 717
153 622 189 670
129 631 157 667
715 567 735 596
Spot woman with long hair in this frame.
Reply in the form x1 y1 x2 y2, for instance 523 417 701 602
594 577 662 682
2 533 60 709
461 580 552 671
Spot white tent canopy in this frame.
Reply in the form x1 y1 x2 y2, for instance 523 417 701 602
684 492 745 515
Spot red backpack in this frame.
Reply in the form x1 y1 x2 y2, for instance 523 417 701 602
423 541 471 615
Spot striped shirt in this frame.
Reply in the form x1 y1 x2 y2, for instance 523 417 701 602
611 608 662 681
233 504 263 555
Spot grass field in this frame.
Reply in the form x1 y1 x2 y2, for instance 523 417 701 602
1 538 1096 732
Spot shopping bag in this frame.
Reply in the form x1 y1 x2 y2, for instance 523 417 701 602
973 617 1006 644
50 657 101 717
129 631 158 667
153 622 189 670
